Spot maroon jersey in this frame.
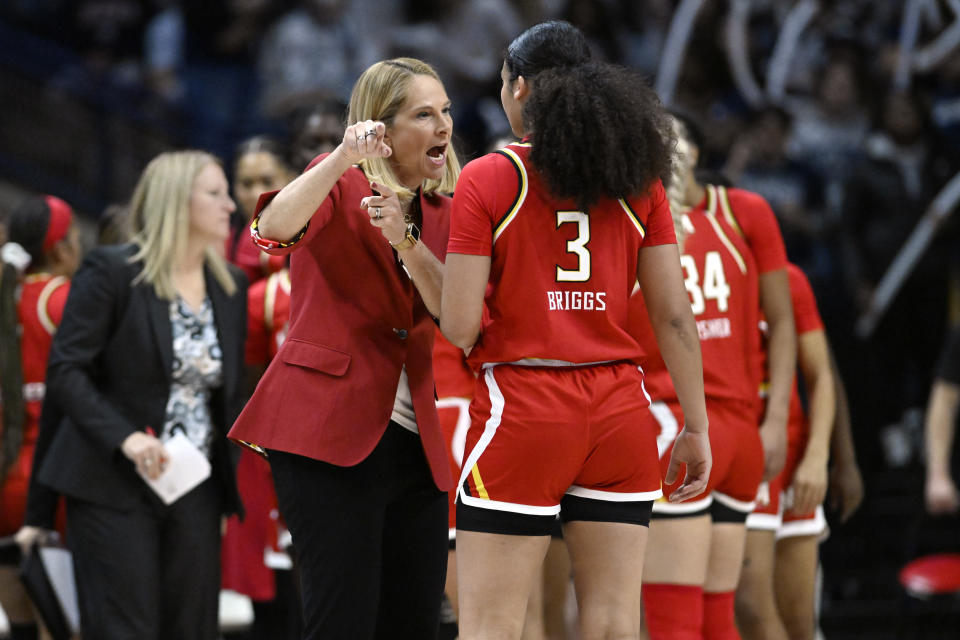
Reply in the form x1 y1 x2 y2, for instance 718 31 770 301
447 141 676 368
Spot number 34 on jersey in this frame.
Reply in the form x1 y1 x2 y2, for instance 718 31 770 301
681 250 735 341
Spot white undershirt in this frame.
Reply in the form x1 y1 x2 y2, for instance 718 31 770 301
390 365 418 434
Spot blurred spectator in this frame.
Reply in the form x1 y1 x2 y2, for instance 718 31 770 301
178 0 279 160
47 0 154 99
390 0 521 156
257 0 360 119
560 0 627 63
143 0 185 105
511 0 565 24
841 89 949 306
286 97 348 172
618 0 672 77
97 202 130 245
724 106 827 278
669 3 751 163
840 87 955 463
68 0 151 82
924 326 960 516
928 43 960 164
0 1 65 40
785 48 870 216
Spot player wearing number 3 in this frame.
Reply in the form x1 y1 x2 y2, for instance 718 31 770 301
441 21 711 639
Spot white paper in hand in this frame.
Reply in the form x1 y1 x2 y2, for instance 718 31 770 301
137 432 212 504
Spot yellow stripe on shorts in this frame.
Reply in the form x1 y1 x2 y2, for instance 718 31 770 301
470 464 490 500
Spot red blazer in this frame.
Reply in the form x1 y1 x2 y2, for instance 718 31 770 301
229 157 453 491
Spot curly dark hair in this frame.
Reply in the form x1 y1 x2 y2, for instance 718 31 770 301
524 62 674 211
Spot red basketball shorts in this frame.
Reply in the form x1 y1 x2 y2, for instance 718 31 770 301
747 421 827 538
457 363 662 518
650 398 764 517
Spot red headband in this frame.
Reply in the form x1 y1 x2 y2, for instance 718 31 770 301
42 195 73 252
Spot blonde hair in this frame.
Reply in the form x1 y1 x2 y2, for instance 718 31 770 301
348 58 460 202
666 117 696 250
128 151 237 299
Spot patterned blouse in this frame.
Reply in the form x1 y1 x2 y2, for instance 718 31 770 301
160 296 223 458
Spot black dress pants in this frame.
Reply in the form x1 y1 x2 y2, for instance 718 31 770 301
66 477 222 640
270 422 448 640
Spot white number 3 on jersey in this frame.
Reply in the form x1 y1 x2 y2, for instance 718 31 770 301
556 211 591 282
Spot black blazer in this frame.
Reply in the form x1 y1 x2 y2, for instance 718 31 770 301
24 244 247 526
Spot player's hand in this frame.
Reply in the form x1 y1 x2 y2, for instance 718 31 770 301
759 418 787 481
789 452 828 515
828 457 864 522
341 120 392 164
925 470 959 516
121 431 170 480
666 427 711 503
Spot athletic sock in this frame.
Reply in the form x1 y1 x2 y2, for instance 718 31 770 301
703 590 740 640
642 582 703 640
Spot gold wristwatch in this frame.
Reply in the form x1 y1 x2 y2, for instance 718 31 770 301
391 222 420 251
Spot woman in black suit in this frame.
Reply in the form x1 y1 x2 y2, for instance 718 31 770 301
20 150 247 639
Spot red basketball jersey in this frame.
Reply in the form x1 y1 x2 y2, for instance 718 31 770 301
18 273 70 430
1 273 69 535
758 263 825 439
707 185 787 275
447 141 676 368
245 269 291 366
628 199 761 407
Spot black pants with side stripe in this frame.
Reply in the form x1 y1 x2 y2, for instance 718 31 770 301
269 422 448 640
